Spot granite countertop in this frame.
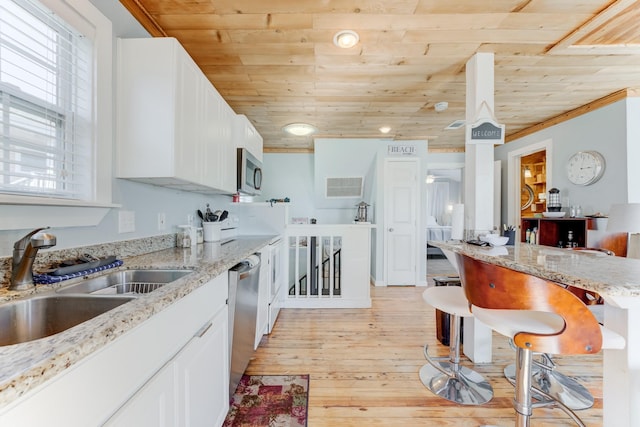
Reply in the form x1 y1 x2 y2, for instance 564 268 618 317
429 240 640 298
0 235 275 408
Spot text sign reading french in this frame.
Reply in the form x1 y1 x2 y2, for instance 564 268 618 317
471 122 503 140
388 145 417 156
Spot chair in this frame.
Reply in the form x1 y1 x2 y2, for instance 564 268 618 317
501 246 613 411
455 253 625 426
419 250 493 405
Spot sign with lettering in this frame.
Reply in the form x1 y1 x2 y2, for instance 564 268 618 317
467 118 505 144
387 145 417 156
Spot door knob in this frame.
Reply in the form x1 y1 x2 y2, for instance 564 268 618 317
388 228 394 232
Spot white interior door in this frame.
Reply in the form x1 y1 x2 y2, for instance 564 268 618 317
384 158 419 286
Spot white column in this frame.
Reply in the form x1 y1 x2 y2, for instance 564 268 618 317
603 299 640 426
462 52 495 364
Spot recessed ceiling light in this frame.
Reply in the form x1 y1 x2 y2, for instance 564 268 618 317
379 126 391 134
282 123 318 136
333 30 359 49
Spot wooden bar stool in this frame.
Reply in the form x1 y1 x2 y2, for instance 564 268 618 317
502 246 614 411
455 253 625 427
419 249 493 405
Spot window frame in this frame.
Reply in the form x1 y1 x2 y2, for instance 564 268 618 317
0 0 116 230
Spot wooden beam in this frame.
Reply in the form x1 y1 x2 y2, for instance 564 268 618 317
547 0 638 54
505 88 638 143
119 0 167 37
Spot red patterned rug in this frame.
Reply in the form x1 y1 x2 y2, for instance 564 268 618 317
223 374 309 427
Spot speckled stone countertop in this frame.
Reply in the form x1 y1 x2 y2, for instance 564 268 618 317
429 240 640 298
0 235 275 408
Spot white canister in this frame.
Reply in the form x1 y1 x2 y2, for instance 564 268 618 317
203 222 221 242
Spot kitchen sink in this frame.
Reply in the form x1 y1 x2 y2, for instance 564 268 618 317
56 269 194 295
0 295 135 347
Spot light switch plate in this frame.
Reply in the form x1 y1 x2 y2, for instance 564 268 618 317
118 210 135 233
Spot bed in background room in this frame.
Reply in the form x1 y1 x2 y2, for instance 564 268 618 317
426 216 451 258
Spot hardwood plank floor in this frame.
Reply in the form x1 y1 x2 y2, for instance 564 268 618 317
248 261 603 426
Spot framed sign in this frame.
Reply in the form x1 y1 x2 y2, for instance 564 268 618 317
387 145 417 156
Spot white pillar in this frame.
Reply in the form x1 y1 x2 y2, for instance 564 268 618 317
463 52 495 364
464 52 496 237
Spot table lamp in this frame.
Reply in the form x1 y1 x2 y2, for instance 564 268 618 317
606 203 640 259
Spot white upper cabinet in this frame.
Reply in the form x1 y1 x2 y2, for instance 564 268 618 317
117 37 236 194
233 114 263 162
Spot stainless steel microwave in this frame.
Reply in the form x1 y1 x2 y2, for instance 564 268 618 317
237 148 262 195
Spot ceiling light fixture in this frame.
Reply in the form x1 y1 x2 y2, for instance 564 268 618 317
333 30 359 49
434 101 449 112
282 123 318 136
379 126 391 134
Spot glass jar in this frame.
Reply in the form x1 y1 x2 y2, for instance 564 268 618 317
177 225 191 248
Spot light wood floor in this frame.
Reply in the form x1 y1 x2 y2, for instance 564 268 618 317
248 260 603 426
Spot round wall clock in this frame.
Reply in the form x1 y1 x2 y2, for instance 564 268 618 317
566 150 606 186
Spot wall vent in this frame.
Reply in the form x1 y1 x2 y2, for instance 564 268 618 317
444 119 466 130
325 177 363 198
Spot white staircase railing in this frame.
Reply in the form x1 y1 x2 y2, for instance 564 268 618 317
284 224 372 308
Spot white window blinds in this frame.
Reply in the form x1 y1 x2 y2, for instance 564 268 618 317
0 0 94 200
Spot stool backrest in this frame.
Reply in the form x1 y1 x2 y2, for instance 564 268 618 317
455 252 602 355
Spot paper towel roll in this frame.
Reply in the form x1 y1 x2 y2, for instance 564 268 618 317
451 204 464 240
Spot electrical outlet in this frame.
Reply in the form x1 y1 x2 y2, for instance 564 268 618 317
118 210 135 233
158 213 166 230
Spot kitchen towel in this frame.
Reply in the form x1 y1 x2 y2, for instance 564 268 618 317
33 260 124 284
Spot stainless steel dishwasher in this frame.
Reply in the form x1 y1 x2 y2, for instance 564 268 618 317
228 254 261 397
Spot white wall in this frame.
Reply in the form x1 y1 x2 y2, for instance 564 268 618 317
494 99 631 222
263 139 432 285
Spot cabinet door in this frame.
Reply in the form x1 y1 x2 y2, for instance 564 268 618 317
175 53 203 184
175 306 229 427
234 114 263 162
202 83 223 188
255 247 270 349
219 98 237 193
104 363 176 427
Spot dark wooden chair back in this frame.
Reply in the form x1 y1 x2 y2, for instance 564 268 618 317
455 253 602 355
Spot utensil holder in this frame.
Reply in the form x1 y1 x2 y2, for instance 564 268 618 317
203 222 221 242
503 230 516 245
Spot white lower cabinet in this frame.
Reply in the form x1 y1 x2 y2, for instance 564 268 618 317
175 306 229 427
105 362 176 426
0 274 229 427
107 306 229 427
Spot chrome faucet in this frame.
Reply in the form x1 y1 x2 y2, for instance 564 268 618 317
10 227 57 291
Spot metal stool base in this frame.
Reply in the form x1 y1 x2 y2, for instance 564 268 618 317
420 361 493 405
504 363 594 410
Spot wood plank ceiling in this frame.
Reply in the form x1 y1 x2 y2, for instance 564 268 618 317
120 0 640 152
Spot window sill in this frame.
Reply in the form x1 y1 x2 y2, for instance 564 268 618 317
1 195 119 231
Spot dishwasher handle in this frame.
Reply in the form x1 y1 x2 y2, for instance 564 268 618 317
231 254 260 278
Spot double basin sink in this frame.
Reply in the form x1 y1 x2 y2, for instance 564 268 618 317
0 269 193 347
